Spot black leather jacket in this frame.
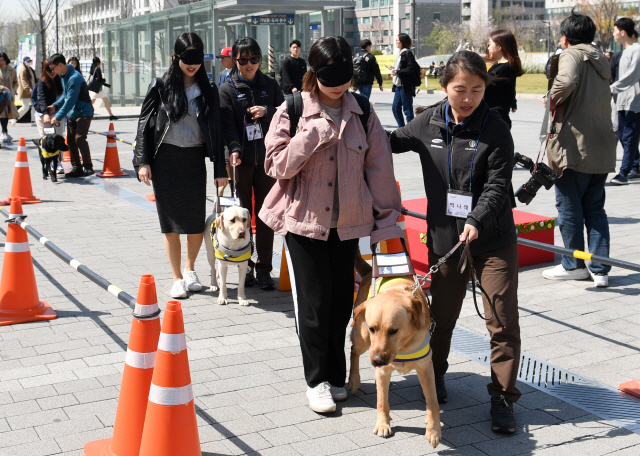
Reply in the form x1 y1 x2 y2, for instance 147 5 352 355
133 78 226 178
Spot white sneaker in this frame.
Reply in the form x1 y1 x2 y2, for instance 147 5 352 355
588 270 609 288
1 133 9 143
306 382 336 413
543 264 590 281
170 279 188 298
330 384 348 402
184 270 202 292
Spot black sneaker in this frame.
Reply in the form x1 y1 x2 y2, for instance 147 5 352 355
490 395 517 434
84 167 95 176
435 373 448 404
244 265 255 288
256 268 276 291
64 167 85 178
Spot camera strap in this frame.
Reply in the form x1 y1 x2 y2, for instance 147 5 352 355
536 108 557 164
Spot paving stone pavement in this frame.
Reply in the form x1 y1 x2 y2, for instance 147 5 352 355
0 92 639 455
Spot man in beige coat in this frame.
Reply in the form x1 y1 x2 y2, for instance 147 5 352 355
0 52 19 143
17 56 37 120
543 11 617 287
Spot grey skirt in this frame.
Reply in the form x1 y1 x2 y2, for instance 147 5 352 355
151 143 207 234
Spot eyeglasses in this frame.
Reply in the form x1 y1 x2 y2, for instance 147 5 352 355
235 56 261 66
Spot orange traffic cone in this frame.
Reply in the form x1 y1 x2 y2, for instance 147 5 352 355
145 194 155 202
1 138 41 206
0 198 56 326
620 380 640 399
96 123 127 178
382 181 410 255
139 301 200 456
84 275 162 456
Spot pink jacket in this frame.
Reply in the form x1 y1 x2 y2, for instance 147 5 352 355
259 91 404 245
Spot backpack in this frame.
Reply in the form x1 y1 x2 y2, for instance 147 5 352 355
352 52 372 85
285 91 370 138
410 53 422 88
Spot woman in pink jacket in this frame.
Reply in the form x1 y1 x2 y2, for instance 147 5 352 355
260 36 404 414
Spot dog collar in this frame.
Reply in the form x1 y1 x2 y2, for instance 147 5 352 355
39 137 60 158
392 329 432 363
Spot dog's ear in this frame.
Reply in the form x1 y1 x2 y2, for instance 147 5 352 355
351 302 367 327
214 215 224 230
403 288 424 330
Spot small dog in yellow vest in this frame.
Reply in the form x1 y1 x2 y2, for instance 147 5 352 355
349 275 441 448
204 205 252 306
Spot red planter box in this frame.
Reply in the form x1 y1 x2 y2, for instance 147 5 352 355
402 198 555 273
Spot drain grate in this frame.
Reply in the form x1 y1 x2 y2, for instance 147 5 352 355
450 325 640 434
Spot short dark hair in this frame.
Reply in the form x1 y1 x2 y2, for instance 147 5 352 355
560 9 596 45
49 54 66 66
232 37 261 59
290 40 301 48
614 17 636 37
360 39 372 50
397 33 412 49
302 36 352 93
0 52 10 65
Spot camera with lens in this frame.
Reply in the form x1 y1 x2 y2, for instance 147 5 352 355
513 152 559 205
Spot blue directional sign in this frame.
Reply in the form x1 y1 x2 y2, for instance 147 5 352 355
251 14 295 25
309 24 321 30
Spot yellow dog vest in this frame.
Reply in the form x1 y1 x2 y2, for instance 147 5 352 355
367 276 433 363
39 138 61 158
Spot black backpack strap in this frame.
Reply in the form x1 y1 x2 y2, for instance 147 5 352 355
351 92 370 137
285 92 303 137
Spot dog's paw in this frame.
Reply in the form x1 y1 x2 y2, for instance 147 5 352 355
239 298 250 307
217 296 228 306
425 426 441 449
373 422 393 438
209 285 219 293
348 376 361 396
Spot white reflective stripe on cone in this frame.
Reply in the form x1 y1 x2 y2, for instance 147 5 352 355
5 242 30 253
15 162 29 167
134 302 159 316
148 383 193 406
9 213 24 218
158 332 187 353
125 348 157 369
107 143 117 148
397 221 406 230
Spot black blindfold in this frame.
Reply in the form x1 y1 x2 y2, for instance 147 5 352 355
178 49 204 65
313 59 353 88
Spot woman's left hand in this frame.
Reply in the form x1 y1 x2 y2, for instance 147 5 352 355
391 69 397 76
215 177 229 187
247 106 266 120
460 224 479 243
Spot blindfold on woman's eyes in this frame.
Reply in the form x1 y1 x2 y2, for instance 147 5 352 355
313 59 353 88
179 49 204 65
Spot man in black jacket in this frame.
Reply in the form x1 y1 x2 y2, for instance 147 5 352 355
280 40 307 95
352 39 383 99
219 40 285 289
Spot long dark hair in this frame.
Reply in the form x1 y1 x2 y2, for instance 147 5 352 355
0 53 10 66
89 57 100 76
68 57 82 75
163 32 214 123
416 51 493 115
302 36 352 93
40 59 63 93
490 30 524 77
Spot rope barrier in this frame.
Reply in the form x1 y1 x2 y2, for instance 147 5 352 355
88 130 135 147
0 208 137 310
400 207 640 274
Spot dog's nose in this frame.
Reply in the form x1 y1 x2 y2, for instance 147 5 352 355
371 353 387 367
238 230 245 238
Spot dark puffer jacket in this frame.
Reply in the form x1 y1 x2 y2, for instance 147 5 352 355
218 69 284 166
132 78 226 178
393 49 418 95
389 99 516 257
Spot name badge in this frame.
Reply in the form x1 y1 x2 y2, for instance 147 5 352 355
44 127 55 135
446 190 473 218
246 123 263 141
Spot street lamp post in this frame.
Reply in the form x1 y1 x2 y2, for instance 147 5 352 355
542 20 551 60
56 0 59 53
416 16 420 59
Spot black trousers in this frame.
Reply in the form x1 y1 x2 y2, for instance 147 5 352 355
284 229 359 388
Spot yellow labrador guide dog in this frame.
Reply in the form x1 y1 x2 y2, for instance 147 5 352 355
348 245 442 448
204 192 252 306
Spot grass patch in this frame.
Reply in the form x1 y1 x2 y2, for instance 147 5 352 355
379 73 548 94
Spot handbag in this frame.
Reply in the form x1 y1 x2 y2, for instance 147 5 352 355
87 73 103 93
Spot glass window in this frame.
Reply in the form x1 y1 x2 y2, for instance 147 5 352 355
362 0 369 7
345 32 355 38
524 1 533 6
383 30 389 36
363 17 371 23
501 0 511 6
381 15 389 22
362 31 370 37
434 12 441 21
405 13 410 20
535 1 545 6
381 0 388 5
372 0 378 6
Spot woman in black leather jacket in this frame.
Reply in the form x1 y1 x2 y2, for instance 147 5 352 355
34 60 64 137
133 32 227 299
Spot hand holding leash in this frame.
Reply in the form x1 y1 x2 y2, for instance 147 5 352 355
459 224 478 243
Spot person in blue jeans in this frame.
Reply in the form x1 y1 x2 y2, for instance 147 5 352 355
391 33 417 127
352 39 382 99
542 11 617 288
